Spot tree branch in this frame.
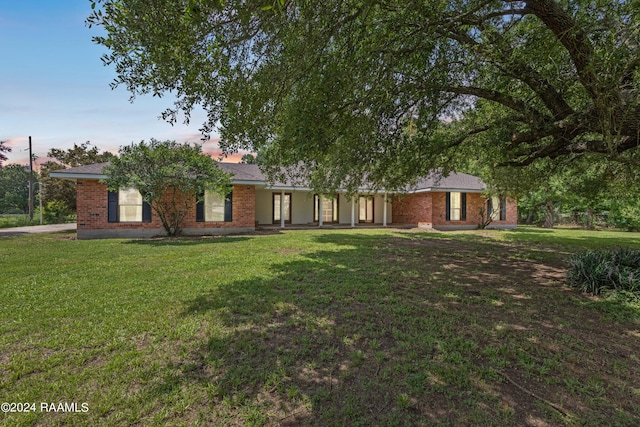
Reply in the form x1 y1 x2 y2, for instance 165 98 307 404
446 85 545 123
526 0 602 101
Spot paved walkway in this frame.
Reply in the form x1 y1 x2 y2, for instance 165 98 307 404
0 223 76 236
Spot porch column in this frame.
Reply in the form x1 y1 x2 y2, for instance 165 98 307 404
351 197 355 227
280 190 285 228
318 196 323 227
383 193 388 227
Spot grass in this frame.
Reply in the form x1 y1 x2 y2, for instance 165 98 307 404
1 226 640 426
0 214 75 229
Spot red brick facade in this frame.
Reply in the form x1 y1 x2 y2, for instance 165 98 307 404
392 192 517 229
76 180 255 238
75 178 515 238
392 193 433 226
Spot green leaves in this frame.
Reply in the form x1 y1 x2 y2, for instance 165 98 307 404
91 0 640 192
103 139 231 236
567 248 640 295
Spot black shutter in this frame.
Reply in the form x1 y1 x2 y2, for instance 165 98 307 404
501 197 507 221
108 190 118 223
196 190 204 222
487 198 492 218
445 192 451 221
142 201 152 222
461 193 467 220
224 191 233 222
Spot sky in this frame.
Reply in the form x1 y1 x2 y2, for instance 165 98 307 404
0 0 242 167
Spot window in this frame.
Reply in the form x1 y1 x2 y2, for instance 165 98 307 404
273 193 292 224
108 188 151 223
314 195 338 223
119 188 143 222
446 192 466 221
488 196 506 221
205 190 226 222
196 190 232 222
359 196 374 223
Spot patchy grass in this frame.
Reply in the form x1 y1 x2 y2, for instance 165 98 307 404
1 227 640 426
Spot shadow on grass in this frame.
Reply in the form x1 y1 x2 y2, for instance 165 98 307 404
152 232 640 425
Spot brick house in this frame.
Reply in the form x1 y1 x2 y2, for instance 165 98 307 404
51 163 517 239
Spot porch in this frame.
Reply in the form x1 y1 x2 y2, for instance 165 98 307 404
254 188 393 228
256 223 416 231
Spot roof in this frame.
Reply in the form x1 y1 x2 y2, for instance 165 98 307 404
406 171 486 193
49 162 486 193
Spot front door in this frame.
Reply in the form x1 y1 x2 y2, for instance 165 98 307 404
273 193 291 224
359 196 374 223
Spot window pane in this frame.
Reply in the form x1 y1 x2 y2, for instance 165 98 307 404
359 197 373 222
491 196 501 220
119 188 142 205
274 194 290 222
118 188 142 222
120 205 142 222
274 195 281 221
205 190 225 221
450 192 461 221
283 195 291 221
322 197 336 222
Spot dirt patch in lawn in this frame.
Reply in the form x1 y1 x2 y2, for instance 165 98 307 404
158 232 640 425
373 234 640 425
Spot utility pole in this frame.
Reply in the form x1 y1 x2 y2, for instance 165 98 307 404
28 136 34 220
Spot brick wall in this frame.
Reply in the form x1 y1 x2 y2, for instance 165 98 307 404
183 184 256 229
431 192 517 228
493 196 518 228
392 193 433 225
392 192 518 229
76 180 255 236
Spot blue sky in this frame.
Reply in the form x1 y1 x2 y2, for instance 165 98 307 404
1 0 233 167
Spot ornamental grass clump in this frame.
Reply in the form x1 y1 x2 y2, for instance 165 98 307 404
567 248 640 295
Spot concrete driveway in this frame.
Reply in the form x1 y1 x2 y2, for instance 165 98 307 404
0 223 76 237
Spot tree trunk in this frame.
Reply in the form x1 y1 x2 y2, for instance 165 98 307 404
585 207 594 230
543 200 554 228
526 210 534 224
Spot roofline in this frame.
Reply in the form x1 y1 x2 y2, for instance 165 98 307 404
49 172 485 193
407 187 485 194
262 185 386 193
49 172 107 180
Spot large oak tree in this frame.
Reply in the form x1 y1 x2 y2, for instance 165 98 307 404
89 0 640 191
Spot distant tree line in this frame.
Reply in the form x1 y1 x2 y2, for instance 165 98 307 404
0 142 114 221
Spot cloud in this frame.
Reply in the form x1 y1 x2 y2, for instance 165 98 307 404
2 136 27 149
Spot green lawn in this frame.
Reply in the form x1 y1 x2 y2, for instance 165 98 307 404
1 227 639 426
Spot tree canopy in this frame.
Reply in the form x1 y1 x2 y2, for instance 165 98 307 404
89 0 640 192
40 142 115 212
0 141 11 169
0 164 30 214
103 139 231 236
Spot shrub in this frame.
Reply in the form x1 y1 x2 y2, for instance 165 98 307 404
567 248 640 295
43 200 72 223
